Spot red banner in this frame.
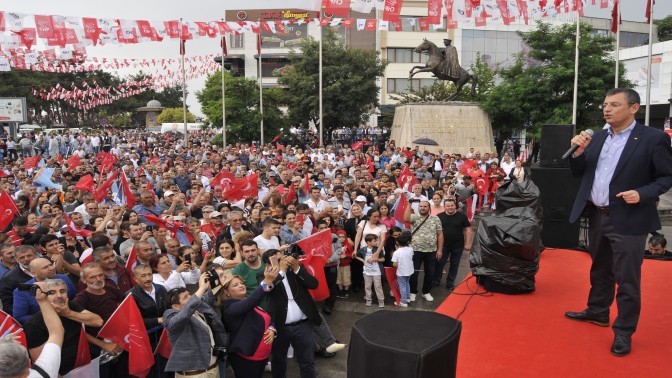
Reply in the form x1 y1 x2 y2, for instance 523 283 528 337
0 192 20 236
383 0 403 22
93 171 118 203
97 296 154 377
325 0 352 17
384 267 401 305
74 174 95 192
297 230 333 301
427 0 442 24
222 173 258 202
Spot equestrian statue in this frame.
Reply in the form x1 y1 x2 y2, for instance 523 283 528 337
409 38 478 101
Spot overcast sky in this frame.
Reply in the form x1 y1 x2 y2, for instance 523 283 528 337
3 0 671 117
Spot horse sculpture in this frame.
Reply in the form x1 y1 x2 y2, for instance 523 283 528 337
408 38 478 101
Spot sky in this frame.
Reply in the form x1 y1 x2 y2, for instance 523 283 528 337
3 0 672 117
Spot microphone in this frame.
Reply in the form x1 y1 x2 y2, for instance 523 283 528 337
562 129 594 160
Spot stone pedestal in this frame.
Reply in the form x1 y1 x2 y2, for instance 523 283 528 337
390 102 495 155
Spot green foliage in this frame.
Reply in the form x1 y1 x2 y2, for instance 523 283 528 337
482 22 631 133
157 108 196 123
655 16 672 42
277 28 387 144
0 69 184 128
196 70 287 144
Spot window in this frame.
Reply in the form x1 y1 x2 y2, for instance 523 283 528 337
387 78 436 94
230 34 244 48
387 48 428 63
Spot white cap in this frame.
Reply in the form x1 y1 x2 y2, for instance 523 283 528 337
163 190 175 198
355 195 367 202
210 211 223 218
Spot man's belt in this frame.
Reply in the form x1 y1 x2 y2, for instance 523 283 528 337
588 202 609 215
285 318 309 327
176 361 218 376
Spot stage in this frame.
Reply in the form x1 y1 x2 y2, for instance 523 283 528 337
435 249 672 377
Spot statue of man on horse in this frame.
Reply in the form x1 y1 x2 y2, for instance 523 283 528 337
409 38 478 101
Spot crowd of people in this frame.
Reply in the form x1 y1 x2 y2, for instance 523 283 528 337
0 126 535 378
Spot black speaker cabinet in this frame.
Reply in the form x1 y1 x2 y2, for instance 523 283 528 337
540 124 575 168
531 165 581 248
347 310 461 378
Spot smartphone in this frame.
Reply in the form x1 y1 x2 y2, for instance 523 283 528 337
269 254 280 268
206 271 221 289
184 253 192 265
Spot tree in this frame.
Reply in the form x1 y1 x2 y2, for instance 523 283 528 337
655 15 672 42
483 22 631 133
389 52 497 105
157 108 196 123
196 70 287 144
277 28 387 144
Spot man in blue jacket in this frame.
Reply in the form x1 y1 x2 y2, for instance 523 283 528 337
565 88 672 356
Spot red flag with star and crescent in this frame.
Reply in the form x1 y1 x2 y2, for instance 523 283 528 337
0 191 20 231
222 173 258 202
210 169 236 190
63 212 94 238
296 229 332 301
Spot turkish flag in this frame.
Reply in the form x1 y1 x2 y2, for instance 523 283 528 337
0 310 27 347
0 170 9 178
0 191 20 231
66 154 81 171
211 169 236 190
396 166 420 191
222 173 258 202
326 0 352 17
393 194 410 229
97 152 117 173
304 173 311 194
272 135 280 142
63 212 94 238
611 0 621 33
474 176 490 196
23 155 41 170
384 267 401 304
74 174 96 192
140 214 184 234
125 245 137 271
284 182 297 205
97 296 154 378
459 159 478 176
73 324 91 368
93 171 119 203
119 170 136 208
275 142 283 151
155 328 172 359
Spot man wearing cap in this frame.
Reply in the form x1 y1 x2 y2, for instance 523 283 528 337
159 190 183 215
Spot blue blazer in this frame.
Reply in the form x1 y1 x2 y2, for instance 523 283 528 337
13 274 78 324
569 123 672 234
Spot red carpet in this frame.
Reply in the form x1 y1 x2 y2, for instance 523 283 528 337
435 249 672 377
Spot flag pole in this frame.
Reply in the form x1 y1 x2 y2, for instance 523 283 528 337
572 11 580 126
645 0 655 125
319 18 324 147
221 19 227 150
258 23 264 146
180 18 188 149
614 0 621 87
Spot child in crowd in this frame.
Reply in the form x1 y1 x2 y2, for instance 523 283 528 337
391 231 414 307
336 230 353 298
355 234 385 307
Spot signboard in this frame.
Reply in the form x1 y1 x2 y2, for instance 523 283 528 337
623 56 663 105
261 23 308 48
0 98 27 123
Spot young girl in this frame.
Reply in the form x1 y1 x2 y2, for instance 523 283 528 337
391 231 414 307
356 234 385 307
336 230 353 298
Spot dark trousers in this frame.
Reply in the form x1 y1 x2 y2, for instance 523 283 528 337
229 353 266 378
434 246 463 288
410 251 436 295
323 265 338 310
587 209 647 336
271 321 316 378
90 345 129 378
350 259 363 290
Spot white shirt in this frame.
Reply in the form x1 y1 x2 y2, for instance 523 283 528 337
304 198 328 214
153 270 200 291
28 343 61 378
391 246 414 276
279 269 307 324
254 234 280 252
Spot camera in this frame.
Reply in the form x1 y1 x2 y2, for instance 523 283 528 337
17 283 39 296
212 346 227 361
283 245 301 259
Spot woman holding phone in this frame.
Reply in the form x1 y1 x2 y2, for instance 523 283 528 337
221 264 279 377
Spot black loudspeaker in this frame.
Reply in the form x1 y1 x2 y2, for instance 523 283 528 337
540 124 575 167
531 165 581 248
347 310 461 378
